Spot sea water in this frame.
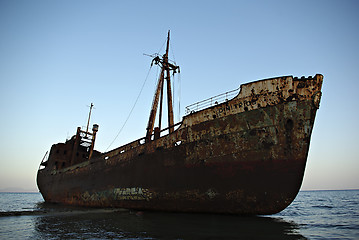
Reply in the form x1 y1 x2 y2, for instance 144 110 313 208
0 190 358 239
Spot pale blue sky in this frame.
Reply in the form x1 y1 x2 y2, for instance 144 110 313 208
0 0 358 191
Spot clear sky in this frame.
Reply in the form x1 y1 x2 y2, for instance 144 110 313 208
0 0 358 192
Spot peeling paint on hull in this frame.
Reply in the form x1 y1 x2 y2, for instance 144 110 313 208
37 74 323 215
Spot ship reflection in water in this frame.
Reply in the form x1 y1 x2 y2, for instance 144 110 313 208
33 204 304 239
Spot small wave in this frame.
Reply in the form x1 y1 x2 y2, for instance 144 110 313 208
312 205 333 209
0 208 128 218
0 210 48 217
308 222 359 231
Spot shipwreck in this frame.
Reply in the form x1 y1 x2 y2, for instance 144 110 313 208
37 32 323 215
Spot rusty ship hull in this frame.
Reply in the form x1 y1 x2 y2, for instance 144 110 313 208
37 74 323 215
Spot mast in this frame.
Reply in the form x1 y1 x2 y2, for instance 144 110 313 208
145 31 179 141
85 103 94 137
165 33 174 134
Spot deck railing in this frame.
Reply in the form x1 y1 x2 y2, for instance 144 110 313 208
185 87 239 114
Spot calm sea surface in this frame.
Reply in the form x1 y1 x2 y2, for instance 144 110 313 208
0 190 358 239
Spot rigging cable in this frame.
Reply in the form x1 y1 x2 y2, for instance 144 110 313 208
105 66 153 152
170 41 176 65
169 41 181 122
157 39 166 56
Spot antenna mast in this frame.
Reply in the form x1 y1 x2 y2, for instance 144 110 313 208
86 103 94 134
